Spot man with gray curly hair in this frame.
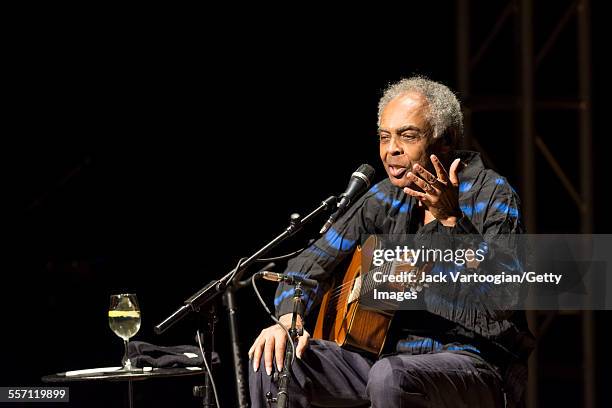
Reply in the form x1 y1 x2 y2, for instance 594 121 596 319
378 76 464 149
376 76 466 227
249 77 533 408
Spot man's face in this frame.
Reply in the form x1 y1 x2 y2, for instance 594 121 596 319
379 92 436 189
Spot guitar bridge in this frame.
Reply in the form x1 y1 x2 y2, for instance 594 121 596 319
347 272 362 304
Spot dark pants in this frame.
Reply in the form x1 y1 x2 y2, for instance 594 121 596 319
249 339 505 407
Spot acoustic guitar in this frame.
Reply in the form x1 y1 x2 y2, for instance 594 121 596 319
313 235 431 355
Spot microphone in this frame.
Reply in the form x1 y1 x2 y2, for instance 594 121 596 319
320 164 376 234
258 271 319 289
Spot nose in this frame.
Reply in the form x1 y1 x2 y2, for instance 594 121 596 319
387 135 403 156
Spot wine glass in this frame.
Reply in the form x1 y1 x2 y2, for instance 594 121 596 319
108 294 141 371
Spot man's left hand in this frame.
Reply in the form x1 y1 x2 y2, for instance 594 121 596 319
403 154 462 227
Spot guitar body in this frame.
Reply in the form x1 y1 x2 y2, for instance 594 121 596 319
313 236 394 355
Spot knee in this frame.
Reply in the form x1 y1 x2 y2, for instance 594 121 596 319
366 359 422 404
366 359 396 402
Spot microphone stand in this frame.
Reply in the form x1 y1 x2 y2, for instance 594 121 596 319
154 195 338 407
193 307 217 407
222 285 247 407
221 261 273 408
271 283 304 408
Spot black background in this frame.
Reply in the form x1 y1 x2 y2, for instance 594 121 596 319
3 2 609 407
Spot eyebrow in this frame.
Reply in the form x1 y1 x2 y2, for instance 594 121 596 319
396 125 422 133
378 125 422 134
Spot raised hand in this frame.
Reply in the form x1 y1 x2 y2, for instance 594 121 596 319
403 154 462 227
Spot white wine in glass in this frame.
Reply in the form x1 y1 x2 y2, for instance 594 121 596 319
109 294 141 371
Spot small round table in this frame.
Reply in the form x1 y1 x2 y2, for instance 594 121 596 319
42 367 205 407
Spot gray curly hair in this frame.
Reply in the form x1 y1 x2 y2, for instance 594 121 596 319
377 76 464 149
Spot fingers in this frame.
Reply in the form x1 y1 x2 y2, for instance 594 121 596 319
250 325 289 376
403 187 431 206
264 335 276 375
274 330 287 373
296 330 310 359
407 171 436 194
430 154 449 182
251 334 264 372
412 163 438 186
449 158 461 186
248 342 255 360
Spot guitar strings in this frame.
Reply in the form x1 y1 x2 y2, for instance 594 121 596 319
325 263 389 302
324 259 422 304
324 261 394 303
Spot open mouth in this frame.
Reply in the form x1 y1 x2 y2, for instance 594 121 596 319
387 165 407 179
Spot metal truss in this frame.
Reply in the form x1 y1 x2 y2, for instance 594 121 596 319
455 1 593 407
